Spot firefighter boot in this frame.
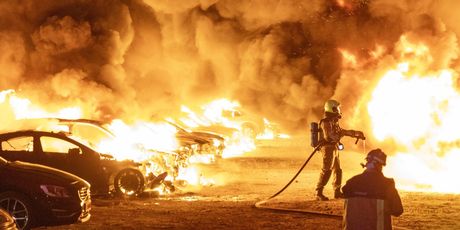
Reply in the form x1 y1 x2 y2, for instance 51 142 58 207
315 188 329 201
334 188 344 199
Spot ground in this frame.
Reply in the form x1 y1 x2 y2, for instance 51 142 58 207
42 136 460 230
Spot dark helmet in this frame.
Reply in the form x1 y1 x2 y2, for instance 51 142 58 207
365 148 387 166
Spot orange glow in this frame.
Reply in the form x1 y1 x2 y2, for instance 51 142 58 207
1 89 82 119
339 48 358 68
369 45 386 59
179 98 263 158
176 166 215 186
367 37 460 193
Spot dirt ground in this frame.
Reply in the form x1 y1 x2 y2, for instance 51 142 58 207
41 136 460 230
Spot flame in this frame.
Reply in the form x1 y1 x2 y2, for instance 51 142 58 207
109 120 179 154
1 89 82 119
1 91 284 190
367 37 460 193
176 166 215 186
179 98 262 157
0 90 216 189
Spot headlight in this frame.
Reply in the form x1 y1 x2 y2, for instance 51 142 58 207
40 185 70 198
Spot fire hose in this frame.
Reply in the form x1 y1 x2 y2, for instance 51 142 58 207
253 142 341 218
253 141 410 230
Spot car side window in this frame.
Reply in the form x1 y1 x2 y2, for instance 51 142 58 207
40 136 80 154
1 136 34 152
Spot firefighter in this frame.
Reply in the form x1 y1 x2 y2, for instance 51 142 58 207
315 99 365 201
342 148 403 230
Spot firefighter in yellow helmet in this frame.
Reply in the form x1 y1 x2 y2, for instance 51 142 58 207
342 149 403 230
315 99 365 201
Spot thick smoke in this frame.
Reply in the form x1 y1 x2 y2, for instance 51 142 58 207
1 0 459 135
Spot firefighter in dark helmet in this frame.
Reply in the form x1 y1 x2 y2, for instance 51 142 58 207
315 99 365 201
342 149 403 230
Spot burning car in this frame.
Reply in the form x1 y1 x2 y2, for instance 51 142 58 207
55 118 221 179
55 118 219 157
166 120 225 157
0 130 149 197
0 156 90 230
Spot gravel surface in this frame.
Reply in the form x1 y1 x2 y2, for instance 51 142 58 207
40 136 460 230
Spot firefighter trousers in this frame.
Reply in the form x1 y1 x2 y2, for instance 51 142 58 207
315 144 342 192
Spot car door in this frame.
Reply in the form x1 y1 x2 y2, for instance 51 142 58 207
38 134 107 193
38 135 79 173
0 135 38 163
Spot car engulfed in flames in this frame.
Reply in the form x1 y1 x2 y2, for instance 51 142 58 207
1 90 281 195
43 118 230 193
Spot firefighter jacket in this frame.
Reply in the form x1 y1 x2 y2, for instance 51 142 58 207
342 170 403 230
320 113 362 145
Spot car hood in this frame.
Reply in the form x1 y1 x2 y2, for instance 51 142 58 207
7 161 89 187
176 134 210 145
189 131 225 141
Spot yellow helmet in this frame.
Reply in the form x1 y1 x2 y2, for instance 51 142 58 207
324 99 341 114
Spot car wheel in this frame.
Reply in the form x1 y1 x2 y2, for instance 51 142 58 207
0 191 36 230
114 169 145 197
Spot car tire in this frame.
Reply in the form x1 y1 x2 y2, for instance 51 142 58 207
114 169 145 197
0 191 36 230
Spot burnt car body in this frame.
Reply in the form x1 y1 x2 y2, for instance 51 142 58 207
0 130 147 197
166 120 225 157
56 119 202 152
0 156 90 229
54 119 214 184
0 208 17 230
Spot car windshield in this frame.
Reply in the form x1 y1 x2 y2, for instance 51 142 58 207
66 122 115 148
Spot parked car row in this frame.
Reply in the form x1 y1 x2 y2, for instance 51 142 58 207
0 117 230 229
0 109 267 229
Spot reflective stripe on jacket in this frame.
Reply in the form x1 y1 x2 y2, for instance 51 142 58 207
343 197 390 230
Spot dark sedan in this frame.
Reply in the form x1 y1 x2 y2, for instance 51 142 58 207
0 156 90 229
0 130 147 197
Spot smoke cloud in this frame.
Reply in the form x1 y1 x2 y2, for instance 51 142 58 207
1 0 459 136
